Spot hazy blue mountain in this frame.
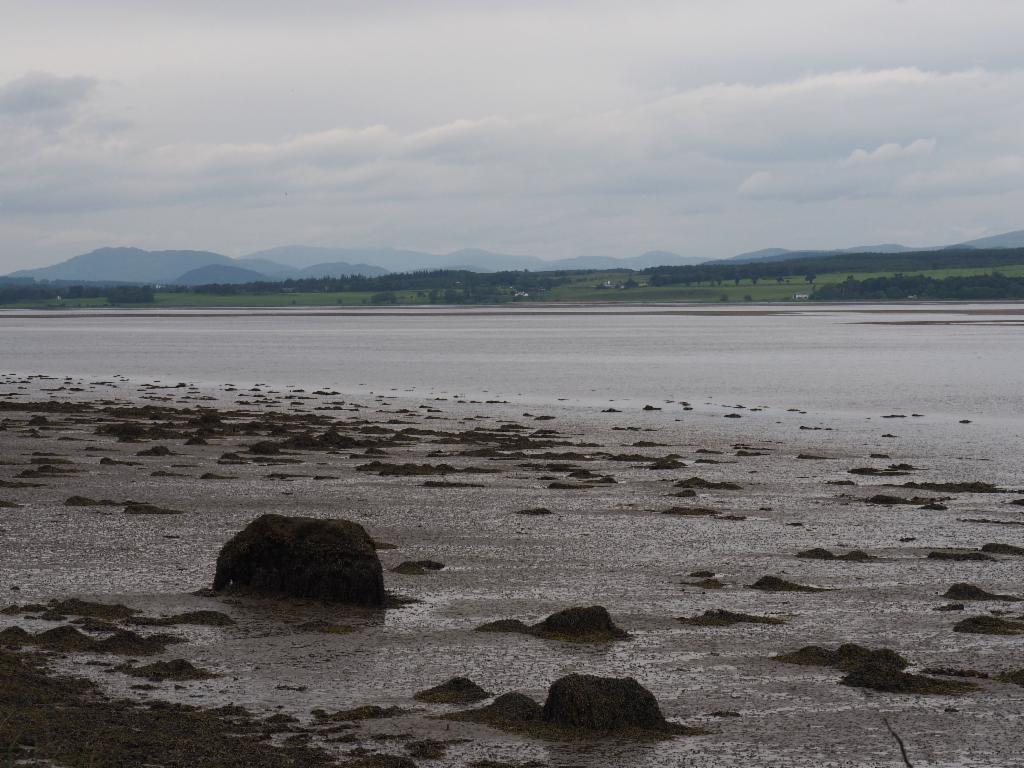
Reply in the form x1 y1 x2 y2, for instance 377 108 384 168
726 243 916 264
242 246 435 271
173 264 271 285
545 251 703 270
957 229 1024 249
237 257 302 278
8 247 234 283
244 245 704 272
296 262 389 278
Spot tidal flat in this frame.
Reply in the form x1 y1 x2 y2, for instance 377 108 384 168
1 363 1022 768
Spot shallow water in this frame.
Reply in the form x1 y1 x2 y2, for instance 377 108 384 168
4 303 1024 420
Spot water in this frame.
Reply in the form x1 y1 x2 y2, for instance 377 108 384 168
4 303 1023 420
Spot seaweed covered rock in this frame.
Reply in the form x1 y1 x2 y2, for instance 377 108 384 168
981 543 1024 556
449 692 543 726
117 658 219 682
212 514 385 606
776 643 908 671
953 616 1024 635
750 576 827 593
797 548 874 562
943 583 1020 602
677 609 783 627
476 605 629 642
533 606 629 641
841 662 979 695
414 676 490 704
541 674 671 734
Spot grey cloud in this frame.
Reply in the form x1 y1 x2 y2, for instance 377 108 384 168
0 71 96 117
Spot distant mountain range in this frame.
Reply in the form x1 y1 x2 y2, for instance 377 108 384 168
722 230 1024 264
4 245 706 284
6 229 1024 284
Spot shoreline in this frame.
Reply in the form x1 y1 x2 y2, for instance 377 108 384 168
2 299 1024 319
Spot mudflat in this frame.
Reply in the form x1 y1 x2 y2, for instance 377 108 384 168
1 372 1022 767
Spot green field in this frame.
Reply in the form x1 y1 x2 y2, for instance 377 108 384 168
5 262 1024 308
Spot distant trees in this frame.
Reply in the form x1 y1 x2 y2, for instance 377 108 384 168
0 282 154 305
812 272 1024 301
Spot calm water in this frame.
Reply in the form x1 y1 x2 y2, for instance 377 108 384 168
4 303 1023 420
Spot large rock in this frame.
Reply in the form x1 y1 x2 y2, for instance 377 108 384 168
212 514 385 606
541 674 671 733
533 606 630 641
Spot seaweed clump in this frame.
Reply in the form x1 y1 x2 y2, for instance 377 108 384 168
414 677 491 704
943 583 1021 602
796 548 874 562
0 648 333 767
475 605 629 643
749 576 828 593
953 616 1024 635
841 662 979 695
776 643 908 671
677 609 784 627
117 659 219 682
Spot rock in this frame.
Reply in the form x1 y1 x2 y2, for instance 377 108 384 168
513 507 552 516
532 606 629 641
136 445 173 457
943 583 1020 602
776 644 908 671
117 658 218 682
928 550 994 562
841 661 979 694
981 543 1024 556
541 674 673 734
213 514 385 606
444 692 542 727
414 677 491 704
796 548 835 560
475 606 629 642
749 576 827 593
997 669 1024 687
953 616 1024 635
677 609 783 626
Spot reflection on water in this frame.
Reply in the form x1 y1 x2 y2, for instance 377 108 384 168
4 304 1022 420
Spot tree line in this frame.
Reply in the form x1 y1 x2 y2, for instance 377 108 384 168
643 247 1024 288
811 272 1024 301
0 282 154 304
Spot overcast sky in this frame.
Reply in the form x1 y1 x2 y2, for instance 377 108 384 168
2 0 1024 270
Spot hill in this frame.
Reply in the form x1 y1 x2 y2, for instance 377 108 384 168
173 264 271 285
8 248 235 283
957 229 1024 249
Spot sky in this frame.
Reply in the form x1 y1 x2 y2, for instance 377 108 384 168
2 0 1024 271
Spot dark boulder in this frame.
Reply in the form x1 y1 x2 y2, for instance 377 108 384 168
944 583 1020 602
213 514 385 606
841 661 979 694
533 606 629 641
475 606 629 642
541 674 671 733
444 692 542 726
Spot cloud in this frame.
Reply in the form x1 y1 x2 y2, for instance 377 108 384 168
843 138 936 166
2 60 1024 267
0 71 96 118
